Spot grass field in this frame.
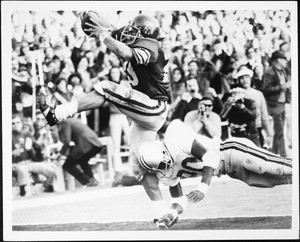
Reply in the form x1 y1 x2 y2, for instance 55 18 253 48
13 216 292 231
6 176 298 240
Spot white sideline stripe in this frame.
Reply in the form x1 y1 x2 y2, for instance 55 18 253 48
12 176 232 210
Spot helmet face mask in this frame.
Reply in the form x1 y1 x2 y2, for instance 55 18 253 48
138 141 174 180
120 23 143 45
120 14 160 45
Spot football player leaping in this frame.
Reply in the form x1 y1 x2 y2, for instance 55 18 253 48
38 12 170 183
137 120 292 229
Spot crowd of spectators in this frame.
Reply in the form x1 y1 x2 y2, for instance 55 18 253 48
11 10 293 197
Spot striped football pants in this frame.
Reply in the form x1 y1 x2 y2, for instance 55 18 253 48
220 137 292 188
94 80 168 179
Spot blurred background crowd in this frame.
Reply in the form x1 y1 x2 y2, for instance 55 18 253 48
11 10 293 197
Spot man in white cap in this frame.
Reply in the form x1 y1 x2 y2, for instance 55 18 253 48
235 68 273 149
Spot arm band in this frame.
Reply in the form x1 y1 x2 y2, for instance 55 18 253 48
202 150 220 170
197 182 209 195
170 196 188 211
152 200 168 219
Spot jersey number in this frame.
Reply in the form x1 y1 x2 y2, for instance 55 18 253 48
125 61 139 86
176 157 202 177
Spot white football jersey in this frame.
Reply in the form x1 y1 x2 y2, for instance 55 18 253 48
161 120 220 186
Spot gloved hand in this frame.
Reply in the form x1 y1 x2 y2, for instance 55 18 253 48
153 212 178 230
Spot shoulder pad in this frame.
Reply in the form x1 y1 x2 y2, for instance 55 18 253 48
130 38 159 53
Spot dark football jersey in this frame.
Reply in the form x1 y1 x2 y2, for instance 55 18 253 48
123 38 170 101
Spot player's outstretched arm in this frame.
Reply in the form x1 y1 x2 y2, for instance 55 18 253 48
186 166 214 203
186 138 219 203
84 15 133 61
141 172 163 201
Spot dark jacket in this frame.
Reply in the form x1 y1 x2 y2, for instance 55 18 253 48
171 98 201 121
262 66 290 106
58 118 103 158
222 97 257 135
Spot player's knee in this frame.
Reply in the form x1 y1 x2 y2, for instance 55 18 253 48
94 80 114 95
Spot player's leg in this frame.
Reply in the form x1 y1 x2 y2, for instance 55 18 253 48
221 138 292 187
129 122 159 180
109 113 124 173
38 81 167 128
243 170 292 187
38 86 105 126
94 81 168 130
242 141 292 176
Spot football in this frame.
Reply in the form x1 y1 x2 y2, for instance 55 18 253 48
81 11 100 36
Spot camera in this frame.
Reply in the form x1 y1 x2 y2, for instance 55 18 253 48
199 104 205 116
235 97 244 104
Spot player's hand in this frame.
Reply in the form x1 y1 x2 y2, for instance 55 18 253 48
186 190 205 203
84 15 112 38
153 213 178 230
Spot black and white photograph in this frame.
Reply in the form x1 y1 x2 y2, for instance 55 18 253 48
2 1 299 240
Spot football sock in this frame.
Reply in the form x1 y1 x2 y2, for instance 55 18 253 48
55 101 78 121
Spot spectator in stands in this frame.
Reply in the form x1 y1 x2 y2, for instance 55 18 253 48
171 75 202 121
198 72 223 114
67 72 88 124
251 63 265 91
220 87 259 145
58 118 104 187
262 50 291 157
169 45 185 70
12 114 56 196
76 56 93 92
169 67 186 113
279 41 292 150
184 95 222 139
22 117 34 137
211 37 232 76
71 36 90 71
32 111 55 161
45 55 65 84
244 46 261 70
236 68 273 148
201 60 230 97
186 59 200 78
52 77 73 105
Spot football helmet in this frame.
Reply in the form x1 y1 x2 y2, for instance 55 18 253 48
120 14 160 45
138 141 174 179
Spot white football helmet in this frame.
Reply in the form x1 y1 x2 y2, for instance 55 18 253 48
138 140 174 179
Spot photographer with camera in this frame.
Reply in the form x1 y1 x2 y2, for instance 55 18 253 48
184 95 222 139
220 87 260 145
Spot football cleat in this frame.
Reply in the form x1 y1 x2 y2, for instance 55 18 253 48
37 87 60 126
153 214 178 230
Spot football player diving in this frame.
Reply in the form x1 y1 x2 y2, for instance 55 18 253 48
137 120 292 229
38 12 170 184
